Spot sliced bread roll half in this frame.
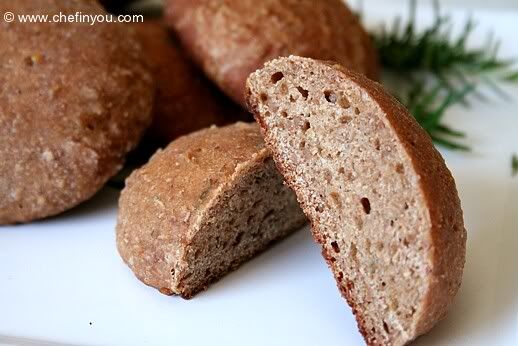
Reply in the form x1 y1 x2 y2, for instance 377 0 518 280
246 56 466 345
116 122 306 298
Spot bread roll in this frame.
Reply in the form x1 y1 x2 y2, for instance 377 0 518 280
0 0 153 224
116 122 306 298
246 56 466 345
165 0 378 106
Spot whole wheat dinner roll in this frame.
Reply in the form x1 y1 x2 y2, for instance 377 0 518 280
133 20 241 146
116 122 306 298
165 0 378 106
0 0 153 224
246 56 466 345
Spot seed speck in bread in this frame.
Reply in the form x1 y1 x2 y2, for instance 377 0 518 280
246 56 466 345
0 0 153 224
116 122 306 298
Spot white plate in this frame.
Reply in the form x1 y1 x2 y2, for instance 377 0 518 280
1 2 517 345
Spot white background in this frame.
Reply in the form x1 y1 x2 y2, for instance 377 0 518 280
1 1 517 345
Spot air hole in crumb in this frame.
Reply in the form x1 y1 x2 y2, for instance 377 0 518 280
383 321 390 334
324 90 337 103
261 209 274 223
404 202 409 210
271 71 284 83
232 232 244 246
361 197 371 214
403 238 410 247
338 167 345 174
281 111 288 118
331 241 340 253
302 121 310 132
260 93 268 102
170 268 175 276
337 271 344 281
299 140 306 149
289 95 296 102
297 86 309 99
315 205 324 213
390 220 394 227
354 107 360 115
381 281 386 287
395 163 404 174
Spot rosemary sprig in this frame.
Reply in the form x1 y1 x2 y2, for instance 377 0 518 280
397 80 474 150
369 0 518 150
373 0 518 91
512 154 518 177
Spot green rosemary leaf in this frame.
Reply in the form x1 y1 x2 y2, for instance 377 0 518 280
504 71 518 82
430 135 470 151
372 0 518 87
480 75 511 101
421 83 475 130
434 124 466 137
454 17 475 50
512 154 518 177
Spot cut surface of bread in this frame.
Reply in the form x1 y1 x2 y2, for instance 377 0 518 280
116 122 306 298
246 56 466 345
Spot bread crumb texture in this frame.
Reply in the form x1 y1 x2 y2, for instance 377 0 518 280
246 56 466 345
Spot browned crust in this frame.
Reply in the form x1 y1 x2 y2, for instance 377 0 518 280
165 0 378 106
246 57 466 344
0 0 153 224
